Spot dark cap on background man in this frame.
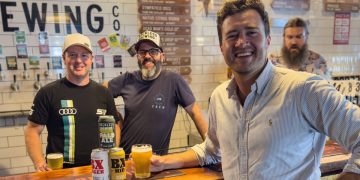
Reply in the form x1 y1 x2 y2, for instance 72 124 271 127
134 30 162 51
62 33 93 54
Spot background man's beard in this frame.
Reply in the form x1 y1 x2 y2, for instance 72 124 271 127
281 43 309 67
139 60 162 80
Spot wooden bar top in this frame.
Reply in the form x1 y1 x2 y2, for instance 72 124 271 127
2 142 350 179
1 166 223 180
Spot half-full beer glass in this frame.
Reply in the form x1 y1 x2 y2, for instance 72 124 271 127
46 153 63 170
131 144 152 178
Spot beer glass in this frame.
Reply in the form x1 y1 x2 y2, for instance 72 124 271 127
131 144 152 178
46 153 64 170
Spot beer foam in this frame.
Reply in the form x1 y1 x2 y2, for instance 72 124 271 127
47 153 63 159
132 145 152 152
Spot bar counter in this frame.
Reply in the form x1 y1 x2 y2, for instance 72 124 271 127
2 142 349 179
1 166 223 180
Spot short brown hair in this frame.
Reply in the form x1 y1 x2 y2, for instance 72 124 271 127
216 0 270 45
283 17 309 36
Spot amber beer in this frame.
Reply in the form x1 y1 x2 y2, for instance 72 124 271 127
46 153 63 170
131 144 152 178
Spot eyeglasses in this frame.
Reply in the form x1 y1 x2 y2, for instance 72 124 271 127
137 48 161 57
66 52 92 61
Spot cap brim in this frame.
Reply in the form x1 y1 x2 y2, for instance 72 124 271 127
63 43 93 54
135 39 162 51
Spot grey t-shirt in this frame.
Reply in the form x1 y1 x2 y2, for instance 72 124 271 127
108 70 195 155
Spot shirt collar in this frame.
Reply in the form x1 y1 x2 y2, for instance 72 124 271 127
226 60 274 97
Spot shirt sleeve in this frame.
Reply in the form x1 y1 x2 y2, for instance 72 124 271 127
300 76 360 174
108 74 126 98
191 91 221 166
28 88 49 125
174 74 195 108
104 88 120 123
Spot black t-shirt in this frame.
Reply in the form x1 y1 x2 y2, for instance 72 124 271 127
28 78 119 167
108 70 195 155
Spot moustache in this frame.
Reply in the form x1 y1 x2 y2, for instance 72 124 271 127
142 58 155 65
290 45 300 50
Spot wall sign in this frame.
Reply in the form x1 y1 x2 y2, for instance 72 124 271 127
333 12 351 45
138 0 192 75
271 0 310 11
324 0 360 12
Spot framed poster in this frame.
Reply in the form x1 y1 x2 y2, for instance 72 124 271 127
38 31 50 54
6 56 18 70
97 37 110 52
51 56 63 69
333 12 351 45
95 55 105 68
15 31 26 44
113 55 122 68
29 56 40 69
16 44 28 58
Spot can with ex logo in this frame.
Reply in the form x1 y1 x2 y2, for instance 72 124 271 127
109 147 126 179
98 115 115 148
91 148 109 180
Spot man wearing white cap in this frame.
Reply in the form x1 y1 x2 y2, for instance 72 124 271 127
25 33 120 171
104 30 208 156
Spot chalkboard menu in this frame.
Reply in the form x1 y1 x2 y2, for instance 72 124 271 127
271 0 310 11
324 0 360 12
138 0 192 75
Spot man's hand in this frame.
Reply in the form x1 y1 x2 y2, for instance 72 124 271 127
34 162 51 172
150 155 165 172
337 172 360 180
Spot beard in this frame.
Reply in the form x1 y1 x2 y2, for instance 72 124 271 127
281 43 309 68
138 58 162 81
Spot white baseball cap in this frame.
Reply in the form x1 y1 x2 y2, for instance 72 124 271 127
135 30 162 51
62 33 93 54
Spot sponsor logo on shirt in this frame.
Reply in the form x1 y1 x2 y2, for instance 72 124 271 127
96 109 107 115
29 104 34 115
59 108 77 115
151 93 165 110
59 100 77 116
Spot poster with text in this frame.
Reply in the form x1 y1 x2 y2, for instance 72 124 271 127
6 56 18 70
15 31 26 44
38 31 50 54
113 55 122 67
333 12 351 45
51 56 63 69
16 44 28 58
95 55 105 68
98 37 111 52
29 56 40 69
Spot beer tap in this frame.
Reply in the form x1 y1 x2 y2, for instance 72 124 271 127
10 74 19 92
89 63 94 77
44 62 51 79
33 74 42 91
22 63 30 80
99 72 105 84
0 64 5 81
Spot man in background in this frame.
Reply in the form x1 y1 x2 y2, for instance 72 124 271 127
268 17 331 80
104 30 208 156
25 33 120 171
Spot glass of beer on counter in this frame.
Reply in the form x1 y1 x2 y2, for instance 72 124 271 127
46 153 64 170
131 144 152 178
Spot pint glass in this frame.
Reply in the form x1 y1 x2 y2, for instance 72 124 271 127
131 144 152 178
46 153 64 170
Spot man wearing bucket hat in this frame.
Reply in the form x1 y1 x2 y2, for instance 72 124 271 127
104 30 208 156
25 33 120 171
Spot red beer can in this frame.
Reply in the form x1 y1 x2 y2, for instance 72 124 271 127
91 148 109 180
